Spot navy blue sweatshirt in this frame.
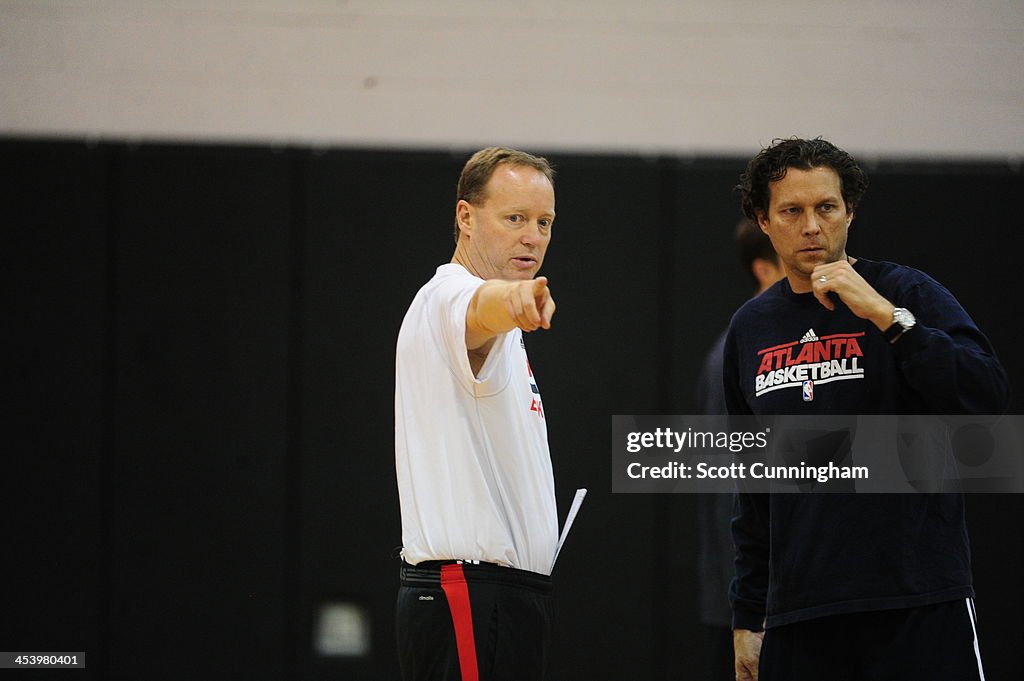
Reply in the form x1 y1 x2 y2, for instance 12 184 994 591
723 258 1009 630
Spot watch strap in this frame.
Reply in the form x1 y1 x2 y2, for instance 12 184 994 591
883 322 905 343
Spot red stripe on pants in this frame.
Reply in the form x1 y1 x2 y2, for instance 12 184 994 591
440 564 479 681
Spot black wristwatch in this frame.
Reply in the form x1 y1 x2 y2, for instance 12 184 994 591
883 307 916 343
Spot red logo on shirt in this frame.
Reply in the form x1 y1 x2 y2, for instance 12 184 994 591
530 398 545 419
527 360 544 418
755 331 865 397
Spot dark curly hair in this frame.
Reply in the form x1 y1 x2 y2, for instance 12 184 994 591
737 137 868 223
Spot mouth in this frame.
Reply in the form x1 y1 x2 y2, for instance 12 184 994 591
511 256 538 269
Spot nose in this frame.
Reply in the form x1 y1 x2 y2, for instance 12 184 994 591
800 209 822 235
520 220 543 246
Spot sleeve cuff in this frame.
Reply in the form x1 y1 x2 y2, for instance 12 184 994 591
889 322 927 358
731 606 766 632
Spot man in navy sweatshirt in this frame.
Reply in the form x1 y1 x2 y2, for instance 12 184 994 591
724 137 1009 680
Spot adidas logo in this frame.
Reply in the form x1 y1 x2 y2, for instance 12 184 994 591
800 328 819 343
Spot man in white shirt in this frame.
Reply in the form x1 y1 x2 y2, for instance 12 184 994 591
395 147 559 681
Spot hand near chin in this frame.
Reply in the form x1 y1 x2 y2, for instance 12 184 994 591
811 260 893 330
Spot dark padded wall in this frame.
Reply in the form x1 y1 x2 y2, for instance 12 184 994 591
3 138 1021 680
297 150 459 679
529 156 666 680
4 142 107 681
108 146 293 679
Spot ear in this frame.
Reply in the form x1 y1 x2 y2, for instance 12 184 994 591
846 209 855 228
756 211 770 234
455 199 474 237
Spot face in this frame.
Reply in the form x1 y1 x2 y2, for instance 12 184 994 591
455 164 555 280
752 257 786 294
757 166 853 291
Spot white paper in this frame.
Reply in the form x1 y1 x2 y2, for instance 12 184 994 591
552 488 587 570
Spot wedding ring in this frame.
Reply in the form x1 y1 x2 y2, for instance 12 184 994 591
818 275 828 283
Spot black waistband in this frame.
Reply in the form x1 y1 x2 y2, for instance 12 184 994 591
400 560 552 593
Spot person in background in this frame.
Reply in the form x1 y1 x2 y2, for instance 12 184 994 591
693 218 783 681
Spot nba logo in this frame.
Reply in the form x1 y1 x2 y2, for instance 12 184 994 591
802 380 814 401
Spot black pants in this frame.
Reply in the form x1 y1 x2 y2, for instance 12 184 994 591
396 561 553 681
759 598 985 680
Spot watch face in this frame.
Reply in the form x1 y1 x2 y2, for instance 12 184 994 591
894 308 916 328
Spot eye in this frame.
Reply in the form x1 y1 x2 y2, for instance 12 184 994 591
538 218 552 230
508 214 523 224
820 203 835 213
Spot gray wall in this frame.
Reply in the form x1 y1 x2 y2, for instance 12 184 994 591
2 1 1023 158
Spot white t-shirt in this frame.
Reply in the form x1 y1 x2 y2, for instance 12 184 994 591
395 263 558 575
